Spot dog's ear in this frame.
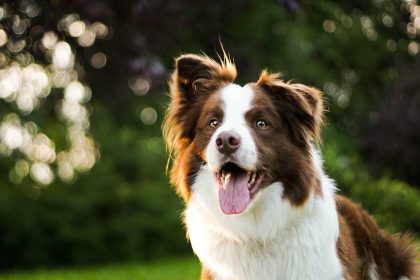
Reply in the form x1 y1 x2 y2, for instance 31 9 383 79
257 71 324 146
287 83 324 142
172 54 236 102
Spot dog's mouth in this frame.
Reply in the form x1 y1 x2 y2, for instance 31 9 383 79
215 162 265 215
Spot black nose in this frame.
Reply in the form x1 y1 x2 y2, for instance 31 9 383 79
216 131 241 155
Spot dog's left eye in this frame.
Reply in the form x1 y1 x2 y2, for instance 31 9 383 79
256 119 268 128
208 118 219 128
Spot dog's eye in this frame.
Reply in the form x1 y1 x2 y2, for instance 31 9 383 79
256 119 268 128
208 118 219 128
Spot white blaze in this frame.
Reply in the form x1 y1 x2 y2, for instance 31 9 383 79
206 84 257 171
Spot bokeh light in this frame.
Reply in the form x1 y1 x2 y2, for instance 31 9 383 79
69 20 85 37
53 41 74 69
30 162 54 185
340 14 353 28
408 41 419 55
382 14 394 27
90 52 107 68
64 81 87 103
91 22 108 39
78 30 95 47
140 107 158 125
360 16 378 41
41 31 58 49
386 39 397 51
129 76 150 96
0 120 23 150
0 29 7 46
0 8 107 186
323 20 336 33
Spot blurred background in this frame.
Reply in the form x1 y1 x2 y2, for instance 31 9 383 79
0 0 419 275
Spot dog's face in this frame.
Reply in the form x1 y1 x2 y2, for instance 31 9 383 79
164 54 323 215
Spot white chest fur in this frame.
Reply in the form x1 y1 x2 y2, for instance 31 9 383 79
185 165 344 280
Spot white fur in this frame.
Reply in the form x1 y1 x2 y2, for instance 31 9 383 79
206 84 257 172
186 151 343 280
186 83 344 279
368 262 379 280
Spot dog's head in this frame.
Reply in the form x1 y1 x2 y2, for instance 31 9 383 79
163 54 324 215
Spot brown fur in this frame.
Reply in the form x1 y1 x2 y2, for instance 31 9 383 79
256 70 324 145
250 76 324 205
163 54 236 200
337 214 360 279
200 266 213 280
163 53 419 280
336 195 419 279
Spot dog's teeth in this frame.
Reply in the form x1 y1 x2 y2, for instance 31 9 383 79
250 173 256 185
225 173 231 182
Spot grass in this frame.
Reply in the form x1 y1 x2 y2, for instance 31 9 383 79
0 257 201 280
1 242 419 280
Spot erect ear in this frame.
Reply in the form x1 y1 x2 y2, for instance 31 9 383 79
172 54 237 102
288 83 324 141
257 71 324 146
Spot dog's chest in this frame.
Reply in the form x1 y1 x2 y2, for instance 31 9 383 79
187 217 343 280
185 193 344 279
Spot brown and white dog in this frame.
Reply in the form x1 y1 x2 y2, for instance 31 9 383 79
163 53 419 280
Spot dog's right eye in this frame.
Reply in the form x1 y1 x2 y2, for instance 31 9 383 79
256 119 269 129
208 119 219 128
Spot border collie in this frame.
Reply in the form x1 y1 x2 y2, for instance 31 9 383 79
163 53 419 280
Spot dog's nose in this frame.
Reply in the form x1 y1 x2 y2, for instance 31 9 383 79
216 131 241 155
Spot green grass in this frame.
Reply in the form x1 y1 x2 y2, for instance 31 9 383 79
0 257 201 280
1 242 418 280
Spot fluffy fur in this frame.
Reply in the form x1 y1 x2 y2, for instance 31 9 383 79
163 53 419 280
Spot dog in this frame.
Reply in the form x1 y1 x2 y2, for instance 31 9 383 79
163 53 419 280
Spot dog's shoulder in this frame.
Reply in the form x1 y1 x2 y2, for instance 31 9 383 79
336 195 419 279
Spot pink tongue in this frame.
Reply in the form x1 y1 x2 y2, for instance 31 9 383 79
218 172 250 215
